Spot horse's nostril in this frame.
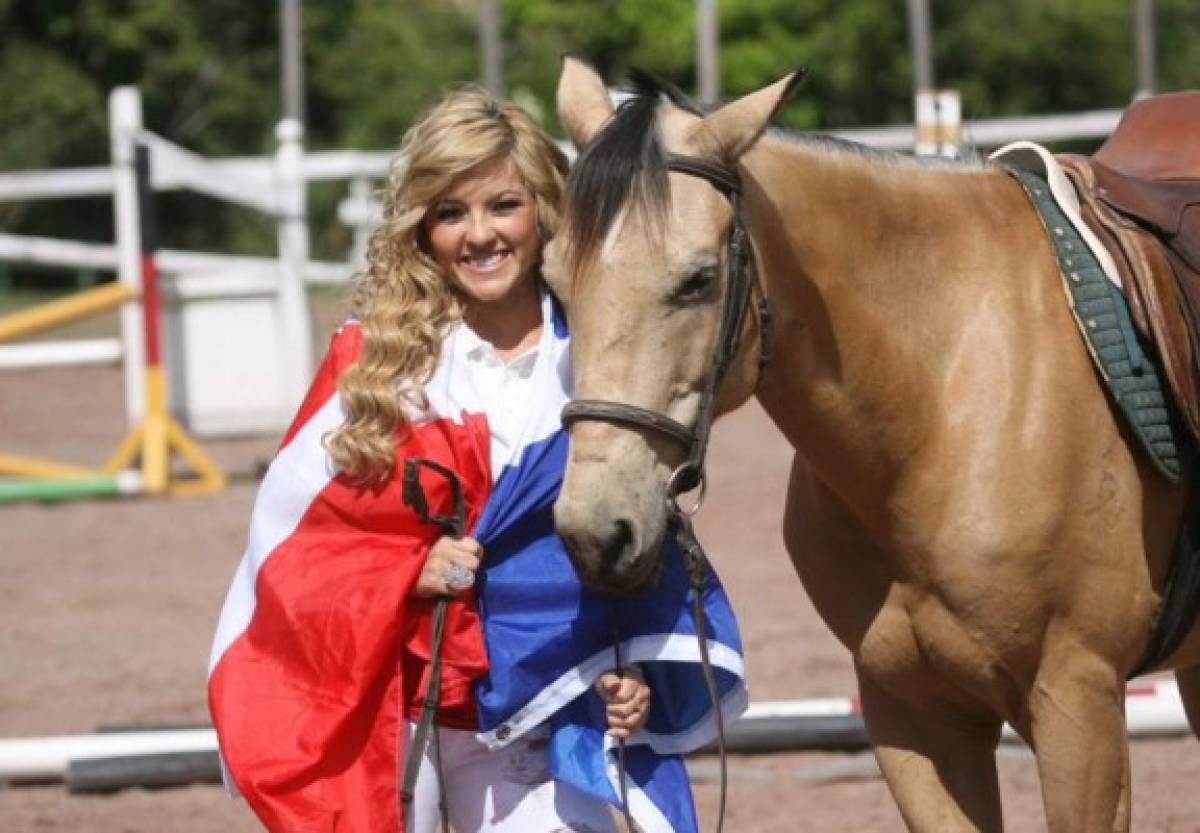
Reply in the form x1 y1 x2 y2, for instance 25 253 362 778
600 518 633 566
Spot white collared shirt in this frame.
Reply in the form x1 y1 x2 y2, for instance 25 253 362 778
453 323 542 461
421 287 567 480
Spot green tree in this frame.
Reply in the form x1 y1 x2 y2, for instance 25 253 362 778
2 0 1198 283
0 0 282 261
307 0 479 150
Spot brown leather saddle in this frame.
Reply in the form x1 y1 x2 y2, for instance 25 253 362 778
1056 91 1200 442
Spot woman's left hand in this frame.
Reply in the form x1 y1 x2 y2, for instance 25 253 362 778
596 666 651 739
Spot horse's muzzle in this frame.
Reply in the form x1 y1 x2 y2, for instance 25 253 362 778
554 498 663 594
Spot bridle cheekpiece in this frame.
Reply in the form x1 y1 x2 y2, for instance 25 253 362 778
560 153 769 511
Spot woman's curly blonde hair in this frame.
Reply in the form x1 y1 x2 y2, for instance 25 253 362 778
326 86 569 484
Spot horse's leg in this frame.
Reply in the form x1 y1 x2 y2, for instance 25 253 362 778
860 674 1004 832
1023 650 1130 833
782 459 1003 831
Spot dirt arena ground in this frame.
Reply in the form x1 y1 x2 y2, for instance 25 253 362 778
4 305 1200 831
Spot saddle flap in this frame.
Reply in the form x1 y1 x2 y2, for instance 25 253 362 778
1058 155 1200 442
1091 161 1200 239
1094 91 1200 181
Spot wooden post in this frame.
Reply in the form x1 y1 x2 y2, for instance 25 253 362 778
480 0 503 96
274 118 315 410
280 0 305 123
906 0 935 93
1133 0 1156 99
108 87 146 426
696 0 719 106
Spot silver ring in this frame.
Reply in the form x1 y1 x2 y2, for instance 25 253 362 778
443 563 475 591
666 468 707 517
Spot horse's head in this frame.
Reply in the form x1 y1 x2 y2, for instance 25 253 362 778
549 58 801 593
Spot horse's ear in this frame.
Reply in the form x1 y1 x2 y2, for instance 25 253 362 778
557 56 615 150
693 69 806 163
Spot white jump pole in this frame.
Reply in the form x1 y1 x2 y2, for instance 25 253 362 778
0 729 216 782
274 118 315 409
0 339 122 369
109 87 147 426
0 682 1188 783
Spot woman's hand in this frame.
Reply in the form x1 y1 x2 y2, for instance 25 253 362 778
411 536 483 598
596 666 651 739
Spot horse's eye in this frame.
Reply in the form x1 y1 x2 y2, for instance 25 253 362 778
672 266 717 304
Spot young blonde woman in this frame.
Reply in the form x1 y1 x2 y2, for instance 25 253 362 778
209 87 747 833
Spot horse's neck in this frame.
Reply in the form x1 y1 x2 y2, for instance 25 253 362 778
744 136 988 299
741 137 1032 505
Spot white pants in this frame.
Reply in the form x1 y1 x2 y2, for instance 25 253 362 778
406 723 620 833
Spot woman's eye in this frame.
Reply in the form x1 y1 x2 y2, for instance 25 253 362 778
433 205 464 222
673 267 717 303
493 198 523 214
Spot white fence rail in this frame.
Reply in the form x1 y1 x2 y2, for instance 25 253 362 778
828 107 1123 151
0 339 122 370
0 152 394 202
0 88 1129 432
0 86 328 433
0 233 353 287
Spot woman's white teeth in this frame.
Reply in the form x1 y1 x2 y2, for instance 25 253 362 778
465 251 508 268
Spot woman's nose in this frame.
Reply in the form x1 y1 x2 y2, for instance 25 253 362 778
465 212 495 246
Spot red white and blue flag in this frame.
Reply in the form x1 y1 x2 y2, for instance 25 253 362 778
208 291 747 832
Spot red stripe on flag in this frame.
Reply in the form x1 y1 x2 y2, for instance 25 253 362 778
210 411 492 832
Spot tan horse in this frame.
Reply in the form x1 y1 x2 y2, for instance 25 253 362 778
547 58 1200 832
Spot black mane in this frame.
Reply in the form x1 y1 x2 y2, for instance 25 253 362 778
563 70 705 275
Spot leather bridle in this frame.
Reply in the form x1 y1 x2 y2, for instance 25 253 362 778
561 153 770 505
560 153 771 833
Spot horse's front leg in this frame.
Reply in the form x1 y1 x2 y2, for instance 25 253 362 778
782 460 1005 831
859 665 1005 832
1021 648 1131 832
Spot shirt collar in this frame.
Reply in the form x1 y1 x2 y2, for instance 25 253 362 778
451 285 550 375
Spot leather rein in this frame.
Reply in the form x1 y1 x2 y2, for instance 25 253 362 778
399 457 465 833
560 153 770 833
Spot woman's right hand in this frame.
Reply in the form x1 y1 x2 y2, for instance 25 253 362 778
411 536 483 598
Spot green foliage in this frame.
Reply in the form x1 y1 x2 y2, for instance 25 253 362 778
1157 0 1200 92
0 42 104 170
0 0 284 262
1 0 1198 283
308 0 479 150
721 0 913 128
937 0 1133 117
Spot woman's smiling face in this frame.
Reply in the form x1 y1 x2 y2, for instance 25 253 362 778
424 156 541 310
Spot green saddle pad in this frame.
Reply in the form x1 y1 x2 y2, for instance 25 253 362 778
1008 167 1185 483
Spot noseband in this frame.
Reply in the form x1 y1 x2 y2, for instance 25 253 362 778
560 153 770 505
